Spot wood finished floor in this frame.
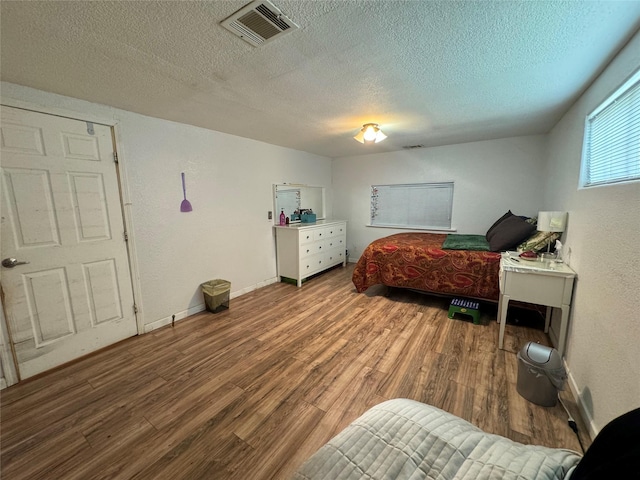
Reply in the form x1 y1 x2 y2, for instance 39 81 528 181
1 263 590 479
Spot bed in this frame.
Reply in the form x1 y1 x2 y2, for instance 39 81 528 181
294 398 640 480
293 399 583 480
352 232 502 302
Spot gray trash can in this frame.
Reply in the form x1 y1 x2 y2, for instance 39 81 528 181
201 279 230 313
516 342 566 407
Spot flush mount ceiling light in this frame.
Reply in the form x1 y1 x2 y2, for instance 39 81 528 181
354 123 387 144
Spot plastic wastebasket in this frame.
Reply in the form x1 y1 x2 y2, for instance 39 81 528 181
516 342 566 407
201 279 230 313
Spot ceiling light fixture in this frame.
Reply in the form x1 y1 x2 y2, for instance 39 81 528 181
354 123 387 144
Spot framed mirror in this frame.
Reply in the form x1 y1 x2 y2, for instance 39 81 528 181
273 184 326 223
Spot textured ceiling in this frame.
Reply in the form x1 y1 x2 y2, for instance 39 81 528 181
1 1 640 158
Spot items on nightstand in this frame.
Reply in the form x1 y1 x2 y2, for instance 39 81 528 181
279 209 286 226
537 211 567 252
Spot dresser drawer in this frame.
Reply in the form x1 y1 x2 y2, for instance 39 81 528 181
301 239 329 258
300 230 314 245
301 254 325 276
312 226 332 242
300 243 315 259
325 247 345 266
326 224 345 238
326 236 344 251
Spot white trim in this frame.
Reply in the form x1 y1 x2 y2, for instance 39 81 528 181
144 304 207 333
0 301 19 387
1 96 117 127
142 277 278 333
112 123 145 333
564 360 599 440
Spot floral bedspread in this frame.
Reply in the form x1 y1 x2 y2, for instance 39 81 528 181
352 233 501 301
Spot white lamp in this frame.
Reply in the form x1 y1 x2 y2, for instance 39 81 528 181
354 123 387 144
537 211 567 252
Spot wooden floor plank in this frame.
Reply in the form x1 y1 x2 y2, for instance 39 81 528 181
0 263 590 479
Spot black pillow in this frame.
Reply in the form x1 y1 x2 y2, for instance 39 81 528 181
486 210 514 241
570 407 640 480
488 215 535 252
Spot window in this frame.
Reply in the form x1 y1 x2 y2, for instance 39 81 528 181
370 182 454 230
580 69 640 188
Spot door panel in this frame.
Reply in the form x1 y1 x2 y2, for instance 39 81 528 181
3 168 61 247
0 106 137 379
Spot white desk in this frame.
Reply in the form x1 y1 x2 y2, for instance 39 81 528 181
498 252 576 356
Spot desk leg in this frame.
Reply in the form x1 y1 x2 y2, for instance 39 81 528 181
557 305 570 357
497 292 503 324
498 293 510 350
544 306 552 333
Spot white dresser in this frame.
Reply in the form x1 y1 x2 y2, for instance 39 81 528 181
274 220 347 287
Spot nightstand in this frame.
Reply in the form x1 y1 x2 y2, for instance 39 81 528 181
498 252 576 356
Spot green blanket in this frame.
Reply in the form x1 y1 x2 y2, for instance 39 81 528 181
442 234 490 251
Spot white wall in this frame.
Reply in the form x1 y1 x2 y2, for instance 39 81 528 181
544 31 640 435
1 82 333 332
332 136 548 261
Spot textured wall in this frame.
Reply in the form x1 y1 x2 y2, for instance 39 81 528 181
545 30 640 435
0 82 333 330
332 136 548 261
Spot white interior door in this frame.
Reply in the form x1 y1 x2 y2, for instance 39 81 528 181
0 106 137 380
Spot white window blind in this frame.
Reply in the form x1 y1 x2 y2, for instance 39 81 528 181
370 182 453 229
581 70 640 188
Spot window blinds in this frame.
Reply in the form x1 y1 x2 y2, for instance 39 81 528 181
371 183 453 229
582 71 640 187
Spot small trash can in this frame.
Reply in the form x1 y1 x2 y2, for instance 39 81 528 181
516 342 566 407
201 279 230 313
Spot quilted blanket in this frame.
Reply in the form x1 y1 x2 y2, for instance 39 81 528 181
293 399 581 480
352 233 501 301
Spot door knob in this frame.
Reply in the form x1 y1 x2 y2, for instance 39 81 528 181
2 258 30 268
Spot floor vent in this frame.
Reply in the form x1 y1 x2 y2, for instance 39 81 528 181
221 0 299 47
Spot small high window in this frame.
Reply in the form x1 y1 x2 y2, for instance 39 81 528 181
580 69 640 188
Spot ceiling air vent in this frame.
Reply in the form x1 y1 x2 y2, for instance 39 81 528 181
221 0 299 47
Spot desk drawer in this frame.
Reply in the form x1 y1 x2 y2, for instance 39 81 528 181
504 272 569 307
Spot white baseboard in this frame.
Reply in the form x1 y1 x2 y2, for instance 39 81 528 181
143 277 279 333
233 276 278 296
0 377 7 390
144 304 206 333
564 360 599 440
